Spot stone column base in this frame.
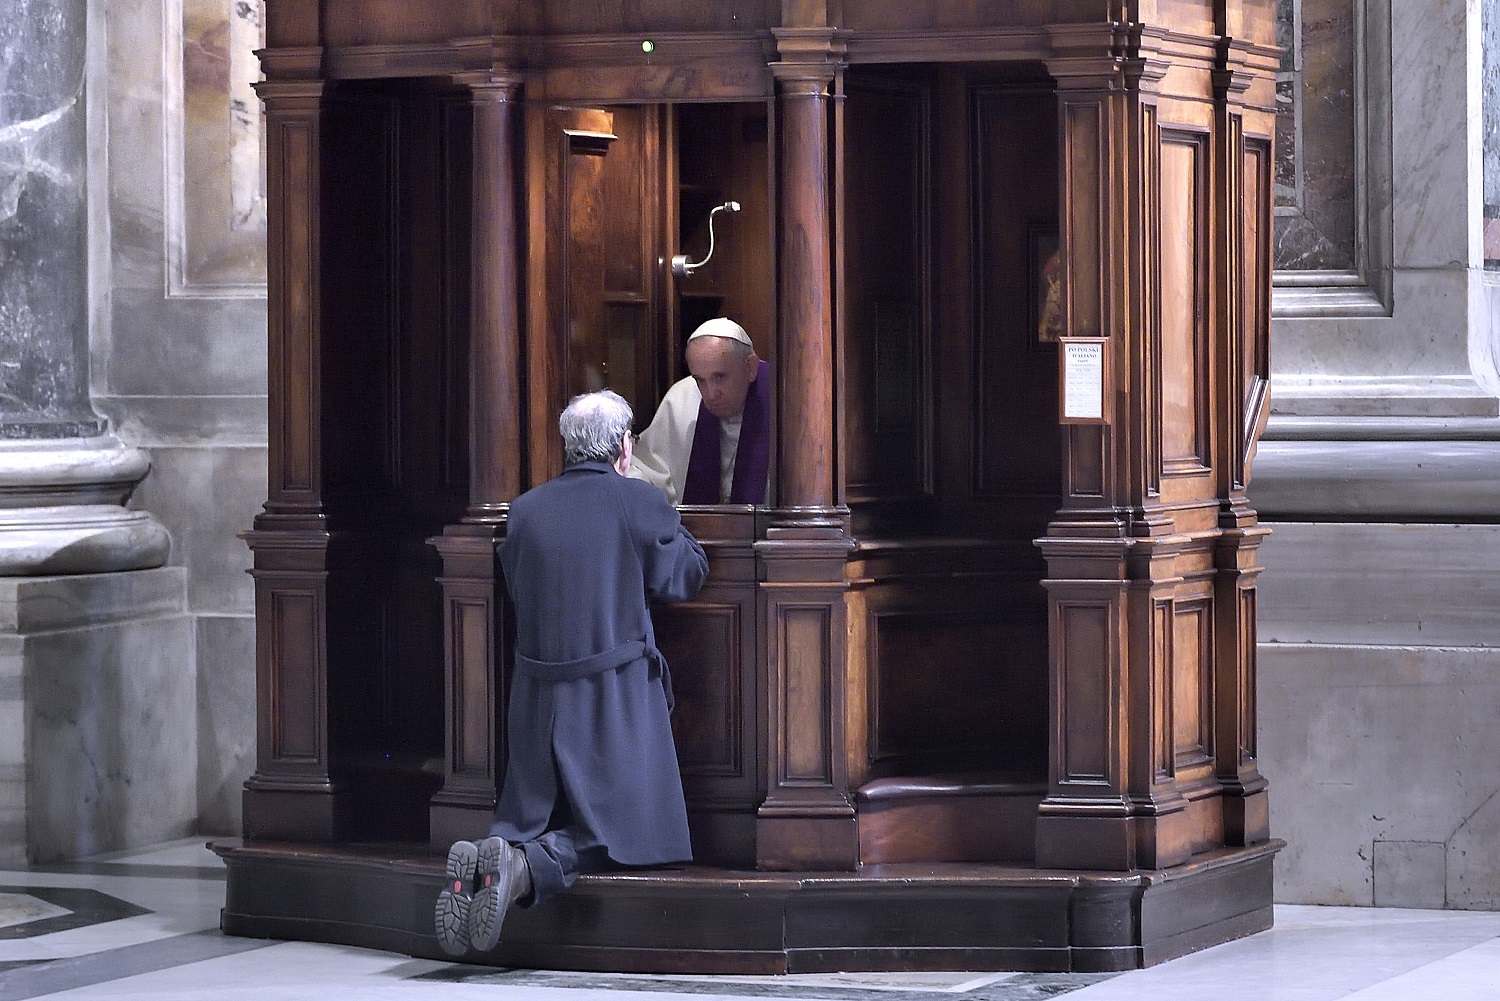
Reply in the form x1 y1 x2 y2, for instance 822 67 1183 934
0 568 194 864
0 505 170 574
0 436 170 575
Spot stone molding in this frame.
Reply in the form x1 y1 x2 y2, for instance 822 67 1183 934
0 436 170 575
1251 432 1500 520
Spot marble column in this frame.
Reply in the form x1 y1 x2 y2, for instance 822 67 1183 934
0 0 168 574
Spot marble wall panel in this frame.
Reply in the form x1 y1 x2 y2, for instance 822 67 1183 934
1258 522 1500 647
1389 0 1472 271
1372 840 1448 908
94 0 268 844
195 614 254 835
1260 642 1500 908
1483 0 1499 268
1274 0 1359 272
0 636 24 866
95 394 267 448
1269 268 1479 381
171 0 266 294
105 288 267 398
128 445 265 614
103 0 168 294
1448 780 1500 908
6 571 195 863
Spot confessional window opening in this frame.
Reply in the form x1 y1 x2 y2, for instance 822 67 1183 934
554 100 772 506
549 100 772 506
670 102 773 509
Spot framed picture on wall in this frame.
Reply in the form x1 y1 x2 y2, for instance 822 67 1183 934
1027 222 1062 347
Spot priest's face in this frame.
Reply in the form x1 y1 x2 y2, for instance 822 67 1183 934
686 336 760 420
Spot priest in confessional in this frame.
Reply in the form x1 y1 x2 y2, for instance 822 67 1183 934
628 317 771 505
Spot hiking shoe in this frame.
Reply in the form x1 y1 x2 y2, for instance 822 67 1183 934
468 836 531 953
434 840 479 957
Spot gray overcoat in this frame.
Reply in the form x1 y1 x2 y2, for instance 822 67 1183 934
491 461 708 866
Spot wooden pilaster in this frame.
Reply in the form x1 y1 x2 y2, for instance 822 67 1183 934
1211 30 1277 847
429 73 526 847
1035 27 1193 871
755 25 857 872
243 71 344 841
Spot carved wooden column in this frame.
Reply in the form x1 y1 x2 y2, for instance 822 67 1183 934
1035 27 1194 871
242 65 342 840
1211 25 1277 848
755 24 857 872
429 73 526 847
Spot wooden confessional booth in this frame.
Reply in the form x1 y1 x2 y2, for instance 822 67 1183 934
222 0 1281 973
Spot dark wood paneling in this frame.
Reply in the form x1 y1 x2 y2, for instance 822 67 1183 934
1158 126 1211 477
1056 600 1112 785
1244 137 1271 389
674 103 775 396
269 588 322 761
780 605 833 784
654 515 761 865
598 104 665 419
1171 597 1214 772
251 0 1282 920
320 88 397 505
540 4 774 34
296 82 480 842
843 74 930 509
526 105 611 485
321 0 488 46
1153 597 1173 781
856 775 1044 863
869 611 1047 776
662 601 745 777
271 116 318 500
1061 100 1102 340
973 86 1062 505
451 598 491 772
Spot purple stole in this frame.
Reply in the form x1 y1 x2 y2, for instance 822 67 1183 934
681 359 770 505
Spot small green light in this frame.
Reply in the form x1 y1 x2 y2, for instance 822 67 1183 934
641 39 655 53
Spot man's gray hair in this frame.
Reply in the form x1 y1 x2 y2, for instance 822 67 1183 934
559 389 633 465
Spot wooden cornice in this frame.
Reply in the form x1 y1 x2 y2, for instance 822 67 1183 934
845 27 1047 65
256 45 323 82
537 30 775 67
1214 36 1279 111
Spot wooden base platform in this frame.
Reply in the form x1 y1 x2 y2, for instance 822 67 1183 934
213 839 1282 973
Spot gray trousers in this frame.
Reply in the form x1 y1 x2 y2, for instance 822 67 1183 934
490 778 613 907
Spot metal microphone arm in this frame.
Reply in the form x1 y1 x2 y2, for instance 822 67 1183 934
671 200 741 278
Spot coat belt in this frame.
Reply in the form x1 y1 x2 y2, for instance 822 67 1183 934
513 640 674 709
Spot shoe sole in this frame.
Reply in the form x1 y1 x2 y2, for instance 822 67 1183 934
468 836 511 953
435 840 479 957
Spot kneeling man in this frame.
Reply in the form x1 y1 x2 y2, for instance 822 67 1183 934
436 389 708 956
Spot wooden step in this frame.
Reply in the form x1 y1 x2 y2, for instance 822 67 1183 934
855 773 1047 864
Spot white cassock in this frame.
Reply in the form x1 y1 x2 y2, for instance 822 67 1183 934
628 376 743 504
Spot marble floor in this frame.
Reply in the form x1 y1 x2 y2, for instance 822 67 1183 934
1 840 1497 1000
